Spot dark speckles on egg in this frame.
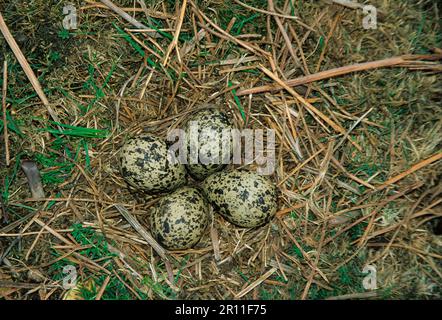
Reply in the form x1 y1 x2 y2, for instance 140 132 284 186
202 170 277 228
239 190 249 201
150 187 209 250
120 134 187 194
163 221 170 234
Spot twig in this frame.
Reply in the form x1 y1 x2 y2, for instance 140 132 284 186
322 0 365 10
234 267 277 299
326 291 378 300
237 54 442 96
333 108 373 152
114 204 169 261
111 269 142 299
235 0 299 20
314 14 340 76
95 275 111 300
0 211 37 234
99 0 160 38
2 59 9 166
0 11 60 125
375 152 442 191
259 64 345 134
163 0 188 66
268 0 300 67
34 218 73 245
0 281 58 289
81 2 175 19
331 157 375 189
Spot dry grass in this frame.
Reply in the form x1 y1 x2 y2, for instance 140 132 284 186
0 0 441 300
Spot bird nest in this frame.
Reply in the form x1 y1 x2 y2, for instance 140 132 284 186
0 0 441 300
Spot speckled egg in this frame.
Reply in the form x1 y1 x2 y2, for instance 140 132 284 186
150 187 209 250
184 108 233 180
120 134 186 193
202 170 277 228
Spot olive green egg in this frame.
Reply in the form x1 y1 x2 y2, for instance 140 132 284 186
150 187 209 250
202 170 277 228
120 134 187 194
184 108 233 180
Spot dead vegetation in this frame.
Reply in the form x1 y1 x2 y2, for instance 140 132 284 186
0 0 441 300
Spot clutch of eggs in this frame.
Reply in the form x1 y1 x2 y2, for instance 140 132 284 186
118 109 278 252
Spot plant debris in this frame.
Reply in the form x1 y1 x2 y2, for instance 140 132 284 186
0 0 441 300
